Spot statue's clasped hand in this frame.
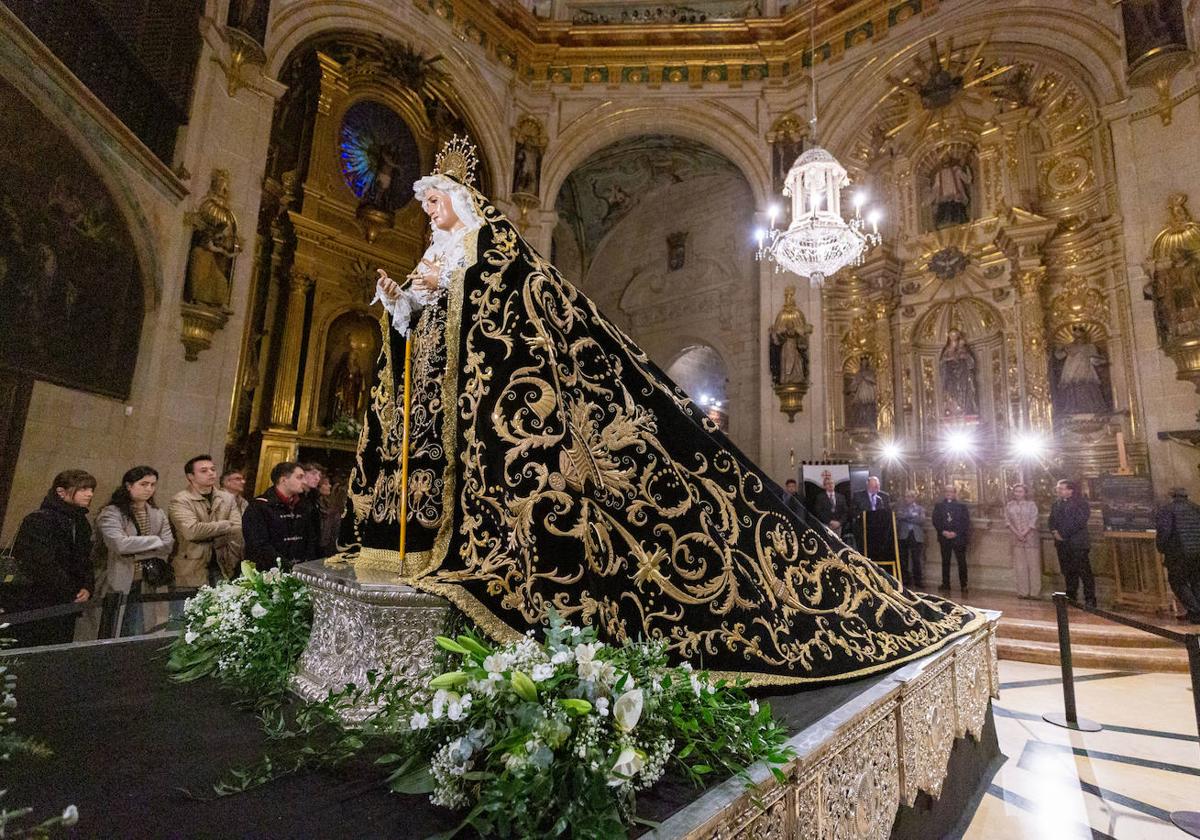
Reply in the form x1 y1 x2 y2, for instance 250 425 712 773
376 260 441 302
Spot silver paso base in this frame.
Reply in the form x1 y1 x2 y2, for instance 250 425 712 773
289 559 453 723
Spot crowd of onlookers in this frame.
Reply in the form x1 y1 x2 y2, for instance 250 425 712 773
8 459 1200 648
2 455 348 647
778 476 1200 622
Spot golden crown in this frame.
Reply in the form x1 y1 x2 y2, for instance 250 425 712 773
433 135 479 186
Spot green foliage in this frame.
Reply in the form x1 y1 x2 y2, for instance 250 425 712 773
165 563 312 707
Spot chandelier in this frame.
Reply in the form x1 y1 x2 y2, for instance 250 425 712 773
755 6 882 285
756 148 881 284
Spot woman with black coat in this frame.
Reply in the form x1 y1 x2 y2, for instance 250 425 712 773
10 469 97 646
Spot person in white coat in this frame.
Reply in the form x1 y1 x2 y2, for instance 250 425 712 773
95 466 174 636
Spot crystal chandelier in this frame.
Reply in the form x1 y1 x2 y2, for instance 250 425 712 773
755 8 882 285
756 149 881 284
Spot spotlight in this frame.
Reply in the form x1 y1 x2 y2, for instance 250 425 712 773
880 440 903 462
1011 433 1047 460
944 429 974 456
699 393 711 406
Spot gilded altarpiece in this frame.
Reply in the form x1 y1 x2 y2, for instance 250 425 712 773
818 41 1147 587
226 36 487 490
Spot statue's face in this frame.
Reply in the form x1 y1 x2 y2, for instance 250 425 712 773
421 189 462 231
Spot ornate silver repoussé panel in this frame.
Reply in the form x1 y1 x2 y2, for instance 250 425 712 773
289 559 453 723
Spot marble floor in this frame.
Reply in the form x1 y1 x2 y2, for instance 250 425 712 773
959 660 1200 839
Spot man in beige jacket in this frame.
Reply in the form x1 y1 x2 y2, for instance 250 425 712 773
168 454 243 588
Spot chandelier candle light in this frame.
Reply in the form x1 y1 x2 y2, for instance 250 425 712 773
756 6 882 284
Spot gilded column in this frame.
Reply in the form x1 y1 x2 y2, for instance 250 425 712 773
995 213 1057 436
873 299 896 438
269 271 314 428
1014 268 1053 434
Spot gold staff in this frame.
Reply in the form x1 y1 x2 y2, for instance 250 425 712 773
394 258 440 568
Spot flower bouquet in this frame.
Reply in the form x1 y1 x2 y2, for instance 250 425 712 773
327 415 363 440
166 563 312 703
387 611 792 838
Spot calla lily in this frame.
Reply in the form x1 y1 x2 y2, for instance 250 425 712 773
429 670 469 689
511 670 538 702
607 746 646 785
613 688 644 733
435 636 471 655
559 698 592 715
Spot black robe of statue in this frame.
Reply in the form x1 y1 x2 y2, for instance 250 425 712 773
340 179 983 686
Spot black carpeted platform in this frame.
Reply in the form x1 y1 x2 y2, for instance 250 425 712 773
7 639 997 838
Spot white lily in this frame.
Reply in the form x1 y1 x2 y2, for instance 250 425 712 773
613 688 644 733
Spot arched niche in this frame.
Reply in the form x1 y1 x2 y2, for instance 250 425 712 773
318 310 382 431
666 343 730 430
265 25 503 196
0 77 144 400
910 297 1009 443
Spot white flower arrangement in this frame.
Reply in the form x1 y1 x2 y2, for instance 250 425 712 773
166 562 312 701
383 611 792 838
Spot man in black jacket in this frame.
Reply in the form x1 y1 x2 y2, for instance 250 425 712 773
779 479 805 518
932 485 971 595
1048 479 1095 608
242 462 317 572
1155 487 1200 622
810 475 850 538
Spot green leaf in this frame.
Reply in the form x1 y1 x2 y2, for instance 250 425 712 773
693 764 713 775
389 764 435 794
558 698 592 715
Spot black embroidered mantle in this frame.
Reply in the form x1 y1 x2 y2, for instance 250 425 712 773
340 183 983 686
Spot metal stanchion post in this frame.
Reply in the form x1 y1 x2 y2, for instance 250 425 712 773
1043 593 1102 731
1169 634 1200 837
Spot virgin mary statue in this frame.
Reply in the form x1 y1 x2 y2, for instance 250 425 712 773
340 138 982 687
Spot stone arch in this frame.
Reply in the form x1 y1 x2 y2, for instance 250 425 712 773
541 103 771 210
665 341 731 406
264 4 509 192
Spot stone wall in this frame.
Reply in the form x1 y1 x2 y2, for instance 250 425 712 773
574 171 761 458
0 8 282 540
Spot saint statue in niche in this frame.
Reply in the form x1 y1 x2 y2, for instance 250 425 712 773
328 338 368 424
929 156 973 229
226 0 270 44
1121 0 1188 64
512 138 542 196
845 356 878 430
768 286 811 388
1053 325 1109 416
184 169 241 309
939 328 979 417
